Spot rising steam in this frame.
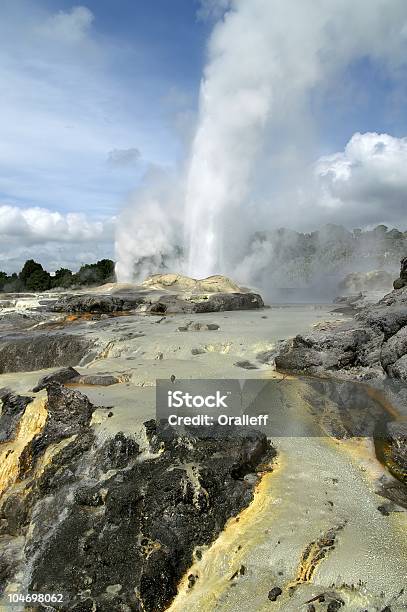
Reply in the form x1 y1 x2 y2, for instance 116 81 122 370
115 0 407 283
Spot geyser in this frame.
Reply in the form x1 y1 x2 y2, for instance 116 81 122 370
115 0 407 282
184 0 407 278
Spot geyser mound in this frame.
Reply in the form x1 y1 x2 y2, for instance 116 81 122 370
141 273 244 294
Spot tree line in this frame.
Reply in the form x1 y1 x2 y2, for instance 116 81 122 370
0 259 115 292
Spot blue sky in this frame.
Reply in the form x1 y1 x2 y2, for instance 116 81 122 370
0 0 210 218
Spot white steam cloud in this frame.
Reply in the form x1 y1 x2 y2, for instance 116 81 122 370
115 0 407 283
114 167 185 282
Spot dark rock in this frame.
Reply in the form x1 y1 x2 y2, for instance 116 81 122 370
0 334 93 373
275 325 376 375
268 586 282 601
384 422 407 483
19 383 96 475
191 347 206 355
75 374 120 386
52 294 145 314
0 405 274 612
275 258 407 381
0 391 33 442
193 292 264 313
145 292 264 314
98 432 140 471
234 360 259 370
33 366 80 392
393 256 407 289
327 600 344 612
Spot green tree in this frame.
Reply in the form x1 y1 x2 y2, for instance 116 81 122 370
52 268 74 288
0 271 8 291
75 259 115 286
25 268 51 291
19 259 44 285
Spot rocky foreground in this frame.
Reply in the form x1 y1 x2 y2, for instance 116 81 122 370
0 275 275 610
1 272 407 610
0 382 274 611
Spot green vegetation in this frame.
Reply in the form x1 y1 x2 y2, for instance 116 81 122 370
0 259 115 292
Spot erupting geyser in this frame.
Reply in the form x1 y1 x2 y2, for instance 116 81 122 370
115 0 407 282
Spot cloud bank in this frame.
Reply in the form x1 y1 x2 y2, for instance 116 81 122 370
0 205 114 273
316 132 407 227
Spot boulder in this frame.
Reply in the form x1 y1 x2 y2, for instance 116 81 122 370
32 367 80 392
0 334 93 373
193 292 264 312
144 292 264 314
52 294 145 314
0 391 33 442
393 256 407 289
385 422 407 483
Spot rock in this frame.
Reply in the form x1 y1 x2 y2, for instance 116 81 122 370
191 347 206 355
275 325 376 375
268 587 282 601
0 406 275 611
0 391 33 442
327 600 344 612
0 311 47 332
388 354 407 380
380 326 407 372
144 292 264 314
275 259 407 381
52 294 145 314
393 256 407 289
356 303 407 340
142 273 243 294
178 321 220 332
193 292 264 313
384 422 407 483
32 367 80 392
74 374 120 386
234 360 259 370
98 432 140 471
0 334 93 373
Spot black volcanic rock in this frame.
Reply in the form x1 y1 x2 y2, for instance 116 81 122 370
33 366 80 392
384 422 407 484
52 294 145 314
393 256 407 289
193 292 264 312
0 390 33 442
0 392 274 611
0 333 93 373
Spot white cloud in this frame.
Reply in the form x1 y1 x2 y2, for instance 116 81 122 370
0 204 115 273
315 132 407 226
